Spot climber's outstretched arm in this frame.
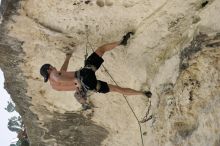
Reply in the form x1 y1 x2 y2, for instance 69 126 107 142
60 53 72 71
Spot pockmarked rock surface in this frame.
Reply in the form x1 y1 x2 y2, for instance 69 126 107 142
0 0 220 146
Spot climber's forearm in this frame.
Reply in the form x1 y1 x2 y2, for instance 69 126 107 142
60 57 70 71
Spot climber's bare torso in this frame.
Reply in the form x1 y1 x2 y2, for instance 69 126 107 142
48 69 80 91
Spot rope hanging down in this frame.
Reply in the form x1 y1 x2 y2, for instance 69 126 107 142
84 25 146 146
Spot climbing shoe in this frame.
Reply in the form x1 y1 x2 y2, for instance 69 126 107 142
120 32 134 46
144 91 152 98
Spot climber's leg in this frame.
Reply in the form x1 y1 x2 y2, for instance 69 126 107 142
95 32 134 57
95 42 119 57
108 84 152 97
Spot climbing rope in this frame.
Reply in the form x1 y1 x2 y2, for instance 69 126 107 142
84 25 89 65
102 67 145 146
84 25 145 146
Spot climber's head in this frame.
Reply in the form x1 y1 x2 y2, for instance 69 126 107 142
40 64 55 82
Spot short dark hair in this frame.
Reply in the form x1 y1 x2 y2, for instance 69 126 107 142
40 64 51 82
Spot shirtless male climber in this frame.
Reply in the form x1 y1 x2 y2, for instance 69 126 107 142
40 32 152 110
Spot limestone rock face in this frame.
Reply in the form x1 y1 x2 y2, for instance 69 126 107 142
0 0 220 146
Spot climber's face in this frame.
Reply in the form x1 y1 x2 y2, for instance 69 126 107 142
48 66 56 73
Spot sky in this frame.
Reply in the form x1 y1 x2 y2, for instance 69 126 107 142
0 69 19 146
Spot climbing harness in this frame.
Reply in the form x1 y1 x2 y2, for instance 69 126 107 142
74 70 89 98
74 67 97 99
84 25 153 146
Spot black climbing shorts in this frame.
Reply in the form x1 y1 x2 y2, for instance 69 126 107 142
79 68 97 90
96 80 110 93
85 52 104 71
81 52 110 93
